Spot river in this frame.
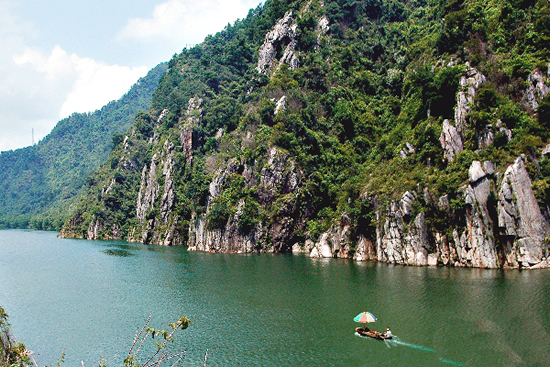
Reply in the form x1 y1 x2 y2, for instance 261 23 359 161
0 230 549 366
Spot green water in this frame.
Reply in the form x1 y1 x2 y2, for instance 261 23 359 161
0 230 549 366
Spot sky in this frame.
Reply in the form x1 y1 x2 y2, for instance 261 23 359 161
0 0 264 152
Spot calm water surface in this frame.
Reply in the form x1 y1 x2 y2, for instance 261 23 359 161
0 230 549 367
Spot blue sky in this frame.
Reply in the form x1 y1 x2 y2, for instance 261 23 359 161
0 0 263 151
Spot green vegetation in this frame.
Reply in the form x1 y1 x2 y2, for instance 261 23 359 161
0 307 29 367
0 63 167 230
57 0 550 246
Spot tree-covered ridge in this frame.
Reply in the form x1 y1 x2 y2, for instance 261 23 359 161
62 0 550 267
0 63 167 230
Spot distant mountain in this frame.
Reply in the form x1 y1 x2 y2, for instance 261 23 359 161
61 0 550 269
0 63 167 230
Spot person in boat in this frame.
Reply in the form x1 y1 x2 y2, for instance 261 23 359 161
384 327 392 338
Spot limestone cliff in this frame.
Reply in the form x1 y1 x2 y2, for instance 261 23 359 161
188 146 304 253
59 0 550 270
310 158 550 269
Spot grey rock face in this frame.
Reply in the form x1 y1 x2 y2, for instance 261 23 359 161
457 167 499 268
188 201 258 254
455 63 486 134
180 97 203 165
496 119 513 142
440 119 463 161
498 157 550 267
353 236 377 261
160 144 176 224
310 213 352 259
274 95 287 115
131 139 182 246
525 69 550 111
399 142 416 158
468 160 486 183
259 147 299 200
375 194 430 266
188 147 302 254
256 12 299 74
136 154 159 223
315 16 330 46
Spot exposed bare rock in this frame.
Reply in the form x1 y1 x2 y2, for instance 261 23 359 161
256 12 298 74
353 236 377 261
317 16 329 35
498 157 550 267
259 147 300 202
208 160 240 205
399 142 416 158
423 187 433 206
457 172 499 268
315 16 330 46
496 119 513 142
455 63 486 134
440 119 463 161
160 144 176 224
188 147 303 253
401 191 416 217
188 201 258 253
87 220 120 241
542 143 550 157
280 42 299 70
180 97 203 165
310 213 352 259
525 70 550 111
274 95 287 115
157 109 169 124
469 160 486 183
438 194 450 212
478 124 494 149
484 161 496 176
136 154 159 223
292 239 314 253
376 195 431 266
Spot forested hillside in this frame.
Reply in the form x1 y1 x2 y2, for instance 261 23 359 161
61 0 550 269
0 63 167 230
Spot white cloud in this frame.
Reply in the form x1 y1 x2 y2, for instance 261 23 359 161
0 0 263 152
14 45 148 119
118 0 261 45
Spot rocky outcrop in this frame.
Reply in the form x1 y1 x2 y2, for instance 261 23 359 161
306 159 550 269
524 67 550 111
399 142 416 158
310 213 352 259
274 95 287 115
315 16 330 46
375 193 431 266
256 12 299 74
455 63 486 134
188 201 259 254
130 138 182 246
454 161 498 268
188 147 303 253
440 119 463 161
498 157 550 267
180 97 203 165
136 154 160 223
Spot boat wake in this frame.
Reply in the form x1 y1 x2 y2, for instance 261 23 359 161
356 334 464 366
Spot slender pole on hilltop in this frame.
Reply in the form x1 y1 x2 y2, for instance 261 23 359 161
32 128 35 146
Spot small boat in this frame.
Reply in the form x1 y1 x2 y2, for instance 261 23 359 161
355 327 392 340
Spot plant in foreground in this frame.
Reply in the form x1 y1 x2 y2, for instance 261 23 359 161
120 316 191 367
0 306 30 367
